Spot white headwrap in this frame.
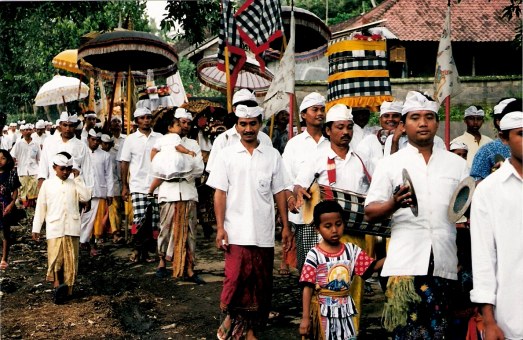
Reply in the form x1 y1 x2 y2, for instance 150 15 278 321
380 100 403 116
235 105 264 119
9 123 16 127
232 89 256 105
299 92 326 112
174 108 192 121
52 153 73 166
326 104 353 123
111 115 122 123
133 107 152 118
87 129 102 138
464 106 485 118
493 98 516 115
450 140 468 151
35 120 45 129
19 124 27 130
101 134 113 143
499 111 523 131
59 112 78 123
401 91 439 115
75 121 83 130
84 112 97 118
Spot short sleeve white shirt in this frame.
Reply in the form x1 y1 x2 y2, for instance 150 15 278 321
10 138 40 176
206 142 290 247
356 133 384 176
469 160 523 339
365 144 468 280
452 132 492 168
282 130 329 224
119 130 162 194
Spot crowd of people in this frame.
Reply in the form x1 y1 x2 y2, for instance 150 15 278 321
0 90 521 340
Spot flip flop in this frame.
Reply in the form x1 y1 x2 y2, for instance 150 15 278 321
129 250 140 263
216 318 231 340
0 260 8 270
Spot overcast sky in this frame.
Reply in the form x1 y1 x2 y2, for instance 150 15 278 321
146 0 168 28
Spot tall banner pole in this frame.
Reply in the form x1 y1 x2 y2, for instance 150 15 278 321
445 96 450 149
126 67 131 135
224 46 233 113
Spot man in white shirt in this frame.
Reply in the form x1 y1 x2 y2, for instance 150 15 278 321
282 92 328 272
38 112 93 190
207 105 291 340
7 122 19 150
31 120 47 150
364 91 468 338
10 124 40 208
452 105 492 167
156 108 205 282
81 111 97 143
101 134 123 244
80 130 114 254
206 89 272 173
110 115 126 155
470 106 523 340
294 103 372 332
120 107 162 263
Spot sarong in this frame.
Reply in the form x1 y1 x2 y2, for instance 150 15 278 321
158 201 197 278
341 234 366 333
80 198 100 243
131 193 159 254
46 236 79 295
295 223 318 272
221 245 274 332
19 175 38 200
93 198 108 238
108 196 123 234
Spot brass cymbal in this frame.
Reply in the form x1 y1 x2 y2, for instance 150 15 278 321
402 168 418 217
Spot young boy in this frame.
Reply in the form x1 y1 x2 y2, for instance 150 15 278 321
299 200 384 339
32 152 91 304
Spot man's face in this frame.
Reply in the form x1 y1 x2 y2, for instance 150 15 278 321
88 136 100 151
22 128 32 138
464 116 484 134
101 141 112 152
110 119 121 133
10 126 16 132
301 105 325 128
46 125 51 131
136 114 152 130
276 111 289 127
179 118 192 137
502 127 523 164
404 110 439 147
36 128 45 136
85 116 96 129
236 117 261 143
451 149 468 160
59 122 76 139
326 120 353 147
379 112 401 131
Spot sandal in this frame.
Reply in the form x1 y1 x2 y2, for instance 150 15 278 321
129 250 140 263
217 317 231 340
0 260 8 270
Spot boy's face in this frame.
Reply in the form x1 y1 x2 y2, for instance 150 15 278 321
88 136 100 151
101 141 112 152
502 127 523 163
451 149 468 160
53 164 72 181
317 212 344 245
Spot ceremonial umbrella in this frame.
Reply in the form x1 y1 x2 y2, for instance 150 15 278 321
197 55 274 97
34 75 89 106
268 6 331 63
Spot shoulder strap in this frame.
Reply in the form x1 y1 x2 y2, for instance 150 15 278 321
352 152 372 183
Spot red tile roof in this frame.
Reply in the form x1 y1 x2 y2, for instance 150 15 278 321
331 0 519 42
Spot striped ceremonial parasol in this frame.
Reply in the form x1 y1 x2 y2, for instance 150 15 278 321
197 54 274 97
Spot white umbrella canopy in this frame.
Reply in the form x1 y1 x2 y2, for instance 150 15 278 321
34 75 89 106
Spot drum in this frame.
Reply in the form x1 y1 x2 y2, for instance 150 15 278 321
319 185 391 237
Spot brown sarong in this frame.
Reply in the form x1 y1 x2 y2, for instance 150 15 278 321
46 236 80 295
158 201 196 278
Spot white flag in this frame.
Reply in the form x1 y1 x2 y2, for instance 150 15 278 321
263 10 295 118
434 6 460 104
167 71 188 107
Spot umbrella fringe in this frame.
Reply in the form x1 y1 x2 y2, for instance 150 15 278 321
78 44 177 65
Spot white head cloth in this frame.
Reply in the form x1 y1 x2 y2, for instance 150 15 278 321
88 128 101 138
35 120 45 129
9 123 16 127
134 107 152 118
232 89 256 105
493 98 516 115
59 112 78 123
499 111 523 130
84 112 97 118
450 140 468 151
76 121 83 130
111 115 122 123
380 100 403 116
402 91 439 115
464 106 484 118
299 92 326 112
52 153 73 166
326 104 353 123
101 134 113 143
235 105 264 119
19 124 27 130
174 108 192 121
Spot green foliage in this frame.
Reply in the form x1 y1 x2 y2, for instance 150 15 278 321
294 0 382 25
0 1 150 117
162 0 221 44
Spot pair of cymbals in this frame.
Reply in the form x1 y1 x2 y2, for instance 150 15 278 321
402 169 418 217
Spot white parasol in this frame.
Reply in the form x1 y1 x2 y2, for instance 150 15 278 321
34 75 89 106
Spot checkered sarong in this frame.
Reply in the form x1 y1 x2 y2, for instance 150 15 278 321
294 222 318 272
131 193 159 230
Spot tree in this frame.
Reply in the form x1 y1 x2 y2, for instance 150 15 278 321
0 1 150 116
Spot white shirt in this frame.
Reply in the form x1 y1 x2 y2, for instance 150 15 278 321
119 129 162 194
384 134 446 156
295 143 371 195
197 131 212 152
10 138 40 176
113 134 126 162
0 135 10 150
157 137 204 203
206 126 272 173
282 130 329 224
469 160 523 339
356 133 385 176
33 176 92 239
38 135 94 189
30 132 46 149
452 132 492 167
108 147 121 197
206 141 290 247
88 148 114 198
153 133 181 150
349 124 365 150
365 143 468 280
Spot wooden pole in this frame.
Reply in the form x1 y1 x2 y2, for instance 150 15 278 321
108 72 118 125
224 46 233 113
445 95 450 149
126 67 132 135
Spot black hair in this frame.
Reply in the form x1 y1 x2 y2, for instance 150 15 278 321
0 149 15 172
313 200 345 228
